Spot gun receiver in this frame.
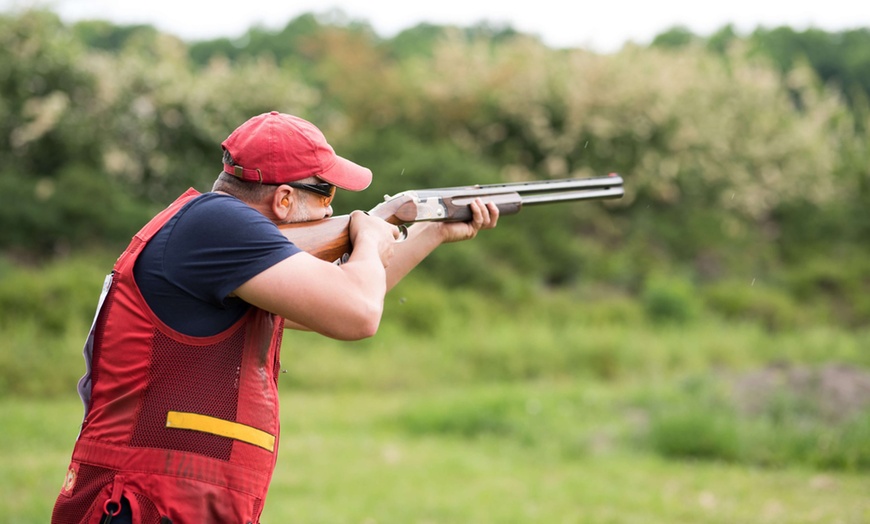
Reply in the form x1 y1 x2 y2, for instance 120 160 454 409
280 174 624 262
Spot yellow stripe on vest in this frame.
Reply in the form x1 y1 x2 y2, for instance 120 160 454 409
165 411 276 452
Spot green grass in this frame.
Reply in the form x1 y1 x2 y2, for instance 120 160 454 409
3 259 870 522
5 383 869 523
1 397 83 520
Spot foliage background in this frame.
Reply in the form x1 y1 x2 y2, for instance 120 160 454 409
1 7 869 523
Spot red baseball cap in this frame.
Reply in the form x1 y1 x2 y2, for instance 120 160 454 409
221 111 372 191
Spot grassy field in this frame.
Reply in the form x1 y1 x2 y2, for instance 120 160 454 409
3 380 868 523
2 265 869 522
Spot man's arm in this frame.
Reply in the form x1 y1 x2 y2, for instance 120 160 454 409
234 211 401 340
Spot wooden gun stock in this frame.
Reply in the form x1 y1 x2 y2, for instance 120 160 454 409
280 215 353 263
279 174 624 262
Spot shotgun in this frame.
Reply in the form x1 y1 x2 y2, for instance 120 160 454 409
279 173 624 262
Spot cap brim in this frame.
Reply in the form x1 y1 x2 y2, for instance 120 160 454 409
319 155 373 192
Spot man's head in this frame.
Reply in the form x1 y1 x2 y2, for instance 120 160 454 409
216 111 372 223
220 111 372 190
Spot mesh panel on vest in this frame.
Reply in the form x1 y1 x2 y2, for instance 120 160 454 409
134 492 164 524
131 328 246 460
51 464 115 524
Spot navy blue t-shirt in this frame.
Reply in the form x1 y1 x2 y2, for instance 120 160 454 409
133 192 301 337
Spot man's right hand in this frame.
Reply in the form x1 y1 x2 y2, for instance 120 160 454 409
348 210 403 268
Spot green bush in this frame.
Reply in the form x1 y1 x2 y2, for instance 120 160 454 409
743 413 870 470
394 391 522 439
649 405 741 461
641 274 701 324
784 256 870 327
642 367 870 471
702 279 804 330
0 253 113 397
0 319 87 397
0 253 111 335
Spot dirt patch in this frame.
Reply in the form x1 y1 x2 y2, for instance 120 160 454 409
731 363 870 423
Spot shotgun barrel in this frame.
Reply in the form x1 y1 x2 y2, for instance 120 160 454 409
383 174 624 222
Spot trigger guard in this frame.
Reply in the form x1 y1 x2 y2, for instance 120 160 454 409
396 225 409 243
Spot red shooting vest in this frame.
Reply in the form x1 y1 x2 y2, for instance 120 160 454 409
52 189 285 524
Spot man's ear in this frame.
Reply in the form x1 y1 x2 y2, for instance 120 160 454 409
272 186 294 221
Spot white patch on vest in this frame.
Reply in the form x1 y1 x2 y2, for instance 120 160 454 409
76 273 113 424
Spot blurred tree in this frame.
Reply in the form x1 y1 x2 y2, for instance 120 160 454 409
388 34 861 285
651 25 870 107
72 20 159 52
1 7 868 321
651 26 699 49
388 23 450 60
187 11 378 68
0 9 147 254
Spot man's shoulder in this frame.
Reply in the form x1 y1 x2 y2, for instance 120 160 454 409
182 192 257 218
173 192 273 235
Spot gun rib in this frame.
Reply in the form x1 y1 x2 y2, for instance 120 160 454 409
414 175 623 198
520 187 624 205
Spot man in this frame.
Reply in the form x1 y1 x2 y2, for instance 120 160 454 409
51 111 498 524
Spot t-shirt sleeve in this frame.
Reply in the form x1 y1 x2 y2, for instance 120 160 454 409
161 194 301 307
